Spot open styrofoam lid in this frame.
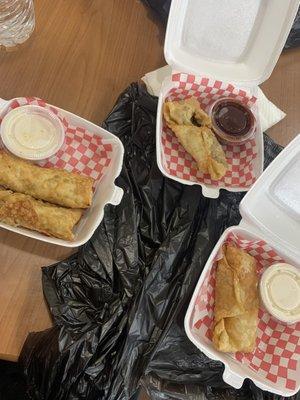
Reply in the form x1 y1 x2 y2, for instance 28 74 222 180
240 134 300 261
164 0 300 86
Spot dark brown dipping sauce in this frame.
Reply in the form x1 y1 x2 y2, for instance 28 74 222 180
214 101 253 136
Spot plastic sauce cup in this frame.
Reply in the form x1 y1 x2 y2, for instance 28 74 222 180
0 105 65 160
259 263 300 325
209 98 256 145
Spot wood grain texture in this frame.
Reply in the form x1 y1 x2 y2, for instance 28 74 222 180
0 0 165 125
0 0 164 362
0 230 73 361
0 0 299 368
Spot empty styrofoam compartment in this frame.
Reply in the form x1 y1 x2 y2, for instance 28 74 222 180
0 97 124 247
164 0 300 85
184 226 300 397
185 135 300 396
156 74 264 198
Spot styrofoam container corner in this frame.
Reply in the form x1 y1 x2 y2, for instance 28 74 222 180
156 76 264 199
0 98 124 248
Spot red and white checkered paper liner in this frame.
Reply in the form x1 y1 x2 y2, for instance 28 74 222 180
161 73 258 188
0 98 112 185
192 232 300 392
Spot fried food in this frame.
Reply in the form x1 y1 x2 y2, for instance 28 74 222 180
0 189 82 241
212 244 259 353
0 150 94 208
170 125 228 180
163 98 228 180
164 97 212 127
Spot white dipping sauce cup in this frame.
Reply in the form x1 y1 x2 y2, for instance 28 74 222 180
260 263 300 325
0 105 65 160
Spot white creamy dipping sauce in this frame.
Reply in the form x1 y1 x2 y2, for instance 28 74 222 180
0 105 64 160
260 263 300 324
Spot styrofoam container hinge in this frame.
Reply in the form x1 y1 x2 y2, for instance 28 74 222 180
109 186 124 206
223 367 244 389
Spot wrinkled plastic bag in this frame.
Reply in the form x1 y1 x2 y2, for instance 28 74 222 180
20 83 296 400
141 1 300 50
141 0 171 24
285 7 300 49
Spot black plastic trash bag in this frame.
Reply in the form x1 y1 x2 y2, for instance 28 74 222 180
141 1 300 50
20 83 295 400
141 0 171 24
285 7 300 49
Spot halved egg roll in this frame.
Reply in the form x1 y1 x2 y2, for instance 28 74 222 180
170 125 228 180
212 244 259 353
163 98 228 180
0 150 94 208
164 98 212 128
0 189 82 241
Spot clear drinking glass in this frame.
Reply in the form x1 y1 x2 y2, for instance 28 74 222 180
0 0 35 48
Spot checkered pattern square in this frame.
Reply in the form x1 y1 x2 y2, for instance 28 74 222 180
0 97 113 185
161 73 258 188
192 232 300 392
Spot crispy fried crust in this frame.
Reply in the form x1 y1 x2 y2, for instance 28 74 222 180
0 150 94 208
163 98 228 180
168 124 228 180
164 97 212 128
0 189 82 240
212 244 259 353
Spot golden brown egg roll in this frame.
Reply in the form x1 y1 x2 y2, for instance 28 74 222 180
170 125 228 180
212 244 259 353
163 98 228 180
164 98 212 128
0 150 94 208
0 189 82 241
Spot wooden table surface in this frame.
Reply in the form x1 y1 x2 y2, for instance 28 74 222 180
0 0 299 367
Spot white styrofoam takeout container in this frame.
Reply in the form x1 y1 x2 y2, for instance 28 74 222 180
0 97 124 248
156 0 300 198
185 135 300 396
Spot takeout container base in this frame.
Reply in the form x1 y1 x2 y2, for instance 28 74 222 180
185 135 300 396
0 97 124 247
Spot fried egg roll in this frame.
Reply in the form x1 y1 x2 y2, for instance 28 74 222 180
170 125 228 180
164 98 212 128
0 150 94 208
163 98 228 180
0 189 82 241
212 244 259 353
